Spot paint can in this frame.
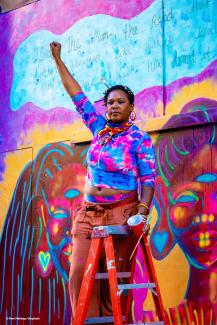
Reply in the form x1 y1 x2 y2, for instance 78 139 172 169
127 214 146 238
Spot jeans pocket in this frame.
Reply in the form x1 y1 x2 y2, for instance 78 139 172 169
71 206 86 236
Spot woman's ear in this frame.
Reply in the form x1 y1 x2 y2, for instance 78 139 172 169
150 176 177 259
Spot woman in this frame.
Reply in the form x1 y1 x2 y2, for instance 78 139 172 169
50 41 156 322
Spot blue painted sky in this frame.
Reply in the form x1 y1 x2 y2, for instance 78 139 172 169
10 0 217 111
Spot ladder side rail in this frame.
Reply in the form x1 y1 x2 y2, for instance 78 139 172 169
141 236 166 322
73 238 103 325
104 235 123 325
124 250 137 325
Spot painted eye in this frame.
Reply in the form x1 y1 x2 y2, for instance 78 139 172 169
52 209 68 219
196 173 217 183
176 196 196 203
64 189 80 199
175 191 199 206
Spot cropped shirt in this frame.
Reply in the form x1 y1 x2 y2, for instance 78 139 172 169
72 92 156 193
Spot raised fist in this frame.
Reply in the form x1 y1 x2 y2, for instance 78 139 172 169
50 41 61 60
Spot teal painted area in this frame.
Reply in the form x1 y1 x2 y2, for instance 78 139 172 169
10 1 161 111
10 0 217 111
153 231 168 254
164 0 217 83
176 193 199 203
195 173 217 183
64 189 80 198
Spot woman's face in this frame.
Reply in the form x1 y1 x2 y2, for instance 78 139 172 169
106 89 134 123
169 144 217 268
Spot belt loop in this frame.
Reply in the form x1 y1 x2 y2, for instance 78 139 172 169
96 205 105 213
85 205 96 211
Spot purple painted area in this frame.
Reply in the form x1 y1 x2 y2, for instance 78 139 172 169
135 86 163 119
133 244 149 322
165 59 217 103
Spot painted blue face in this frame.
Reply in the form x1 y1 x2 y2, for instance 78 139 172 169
38 162 86 282
169 145 217 269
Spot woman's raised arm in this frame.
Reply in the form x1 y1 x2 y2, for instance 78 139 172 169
50 41 82 97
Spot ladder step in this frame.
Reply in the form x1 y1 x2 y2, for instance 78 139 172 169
92 225 131 238
118 283 156 290
95 271 131 279
85 319 164 325
85 316 125 324
127 321 164 325
74 225 166 325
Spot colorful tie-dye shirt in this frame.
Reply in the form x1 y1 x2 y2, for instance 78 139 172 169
72 92 155 195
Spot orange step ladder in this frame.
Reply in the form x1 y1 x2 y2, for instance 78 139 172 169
73 219 166 325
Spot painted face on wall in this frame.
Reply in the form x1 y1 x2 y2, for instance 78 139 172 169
169 144 217 269
35 162 86 281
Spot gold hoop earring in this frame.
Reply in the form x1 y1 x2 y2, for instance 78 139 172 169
130 110 136 121
105 112 110 121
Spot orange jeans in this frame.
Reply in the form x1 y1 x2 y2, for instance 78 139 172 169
69 196 139 323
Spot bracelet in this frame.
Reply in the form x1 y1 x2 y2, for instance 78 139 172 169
138 203 150 214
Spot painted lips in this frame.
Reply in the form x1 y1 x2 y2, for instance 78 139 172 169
190 231 217 250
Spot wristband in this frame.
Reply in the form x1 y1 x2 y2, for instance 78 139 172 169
138 203 150 214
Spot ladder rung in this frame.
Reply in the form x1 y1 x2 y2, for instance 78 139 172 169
85 318 164 325
75 224 166 325
85 316 125 323
92 225 131 238
95 271 131 279
118 283 156 290
127 321 164 325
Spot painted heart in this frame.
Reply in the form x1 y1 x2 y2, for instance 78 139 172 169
153 231 168 254
39 251 51 272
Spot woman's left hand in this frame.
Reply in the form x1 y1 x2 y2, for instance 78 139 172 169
142 218 150 235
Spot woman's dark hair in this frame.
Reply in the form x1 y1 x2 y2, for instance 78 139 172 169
104 85 134 105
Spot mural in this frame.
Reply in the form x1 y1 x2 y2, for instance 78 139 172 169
150 103 217 324
1 0 217 154
1 0 217 324
0 142 88 324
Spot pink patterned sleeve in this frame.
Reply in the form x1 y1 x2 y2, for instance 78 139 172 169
72 92 104 134
136 132 156 188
